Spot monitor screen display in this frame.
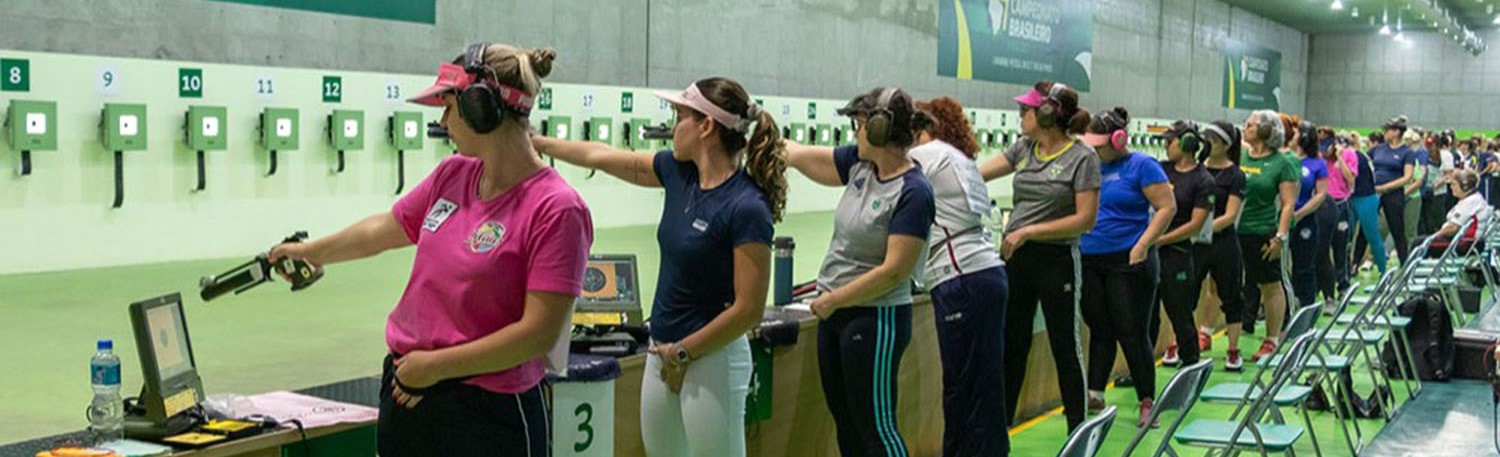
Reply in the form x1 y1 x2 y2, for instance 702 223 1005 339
144 301 194 381
577 256 640 312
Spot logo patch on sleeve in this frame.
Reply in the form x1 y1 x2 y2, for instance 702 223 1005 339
423 198 459 232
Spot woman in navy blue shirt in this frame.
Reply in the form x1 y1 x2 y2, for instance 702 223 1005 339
1366 117 1417 265
786 87 935 457
535 78 783 457
1077 107 1176 427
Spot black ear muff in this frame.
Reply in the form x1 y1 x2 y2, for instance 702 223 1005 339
456 42 505 134
866 88 897 148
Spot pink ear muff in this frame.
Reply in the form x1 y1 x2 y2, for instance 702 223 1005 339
1111 130 1128 151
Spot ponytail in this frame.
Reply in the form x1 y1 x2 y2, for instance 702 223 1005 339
745 108 788 223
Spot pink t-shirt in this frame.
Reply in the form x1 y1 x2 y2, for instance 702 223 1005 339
389 155 593 394
1326 148 1360 200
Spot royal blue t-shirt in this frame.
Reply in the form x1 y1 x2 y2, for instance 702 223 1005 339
1297 157 1328 209
1081 152 1168 255
1370 143 1415 186
649 151 775 342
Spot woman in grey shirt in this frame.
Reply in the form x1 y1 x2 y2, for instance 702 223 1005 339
786 87 935 457
977 80 1101 432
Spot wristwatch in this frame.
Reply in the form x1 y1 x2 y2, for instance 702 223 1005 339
673 344 694 364
1274 232 1289 242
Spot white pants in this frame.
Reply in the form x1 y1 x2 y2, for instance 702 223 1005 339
640 336 752 457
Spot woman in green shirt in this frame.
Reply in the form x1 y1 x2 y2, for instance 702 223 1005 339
1238 110 1300 362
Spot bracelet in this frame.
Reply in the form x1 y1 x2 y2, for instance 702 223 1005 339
392 374 434 396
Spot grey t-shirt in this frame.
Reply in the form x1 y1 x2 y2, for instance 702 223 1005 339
817 146 936 308
1003 137 1102 245
909 140 1005 288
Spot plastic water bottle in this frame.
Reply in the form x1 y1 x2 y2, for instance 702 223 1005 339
88 339 124 442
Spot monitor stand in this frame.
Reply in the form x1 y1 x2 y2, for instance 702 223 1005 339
124 412 198 441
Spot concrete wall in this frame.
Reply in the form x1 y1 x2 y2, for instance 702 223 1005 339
1308 30 1500 131
0 0 1306 121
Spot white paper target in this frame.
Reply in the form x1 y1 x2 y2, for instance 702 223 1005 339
201 117 219 137
275 118 292 137
25 113 45 134
119 115 138 136
343 119 359 138
403 120 419 139
556 124 569 139
598 126 610 141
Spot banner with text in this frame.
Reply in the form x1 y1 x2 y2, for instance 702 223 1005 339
937 0 1095 91
1221 40 1282 110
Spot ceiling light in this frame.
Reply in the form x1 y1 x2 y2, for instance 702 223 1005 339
1381 24 1392 34
1332 0 1345 10
1494 14 1500 24
1352 7 1361 17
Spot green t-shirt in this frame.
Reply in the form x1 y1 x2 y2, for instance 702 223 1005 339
1239 151 1302 235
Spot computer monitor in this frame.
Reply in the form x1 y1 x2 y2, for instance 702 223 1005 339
127 293 204 437
576 254 642 314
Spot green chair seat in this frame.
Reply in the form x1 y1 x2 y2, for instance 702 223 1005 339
1198 383 1314 406
1326 328 1388 343
1336 314 1411 329
1175 420 1305 451
1263 353 1350 370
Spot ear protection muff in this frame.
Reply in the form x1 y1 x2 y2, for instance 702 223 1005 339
866 88 898 148
1096 110 1128 151
1036 82 1068 128
1177 120 1203 156
456 42 505 134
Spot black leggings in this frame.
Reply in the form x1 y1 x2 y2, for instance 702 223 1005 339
818 305 912 457
1329 199 1353 292
1193 230 1245 325
1314 201 1338 302
1155 244 1201 365
1004 242 1087 430
378 355 549 457
1290 215 1320 307
1081 249 1159 401
1420 193 1447 236
1355 191 1409 266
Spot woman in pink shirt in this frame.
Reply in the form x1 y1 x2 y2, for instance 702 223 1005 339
1320 128 1358 294
271 43 593 457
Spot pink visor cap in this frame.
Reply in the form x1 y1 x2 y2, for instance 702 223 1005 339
407 63 535 116
653 84 751 133
1014 88 1049 108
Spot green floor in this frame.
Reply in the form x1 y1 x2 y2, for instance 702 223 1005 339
1006 327 1409 456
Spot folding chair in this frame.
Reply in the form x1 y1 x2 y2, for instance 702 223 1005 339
1175 333 1318 456
1121 360 1214 457
1201 306 1339 456
1057 406 1117 457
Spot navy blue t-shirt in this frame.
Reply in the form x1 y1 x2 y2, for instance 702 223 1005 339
1081 152 1168 255
649 151 775 342
1352 150 1378 197
1370 143 1415 186
1297 157 1329 209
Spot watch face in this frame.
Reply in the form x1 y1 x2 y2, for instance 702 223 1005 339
582 267 607 293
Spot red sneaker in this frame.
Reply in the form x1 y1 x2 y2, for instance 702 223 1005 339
1198 329 1213 352
1162 345 1181 366
1225 349 1244 372
1251 339 1278 363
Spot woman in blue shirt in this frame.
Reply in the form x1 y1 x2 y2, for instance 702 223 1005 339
1366 117 1417 265
535 78 783 457
1289 120 1329 308
1077 107 1176 427
786 87 935 457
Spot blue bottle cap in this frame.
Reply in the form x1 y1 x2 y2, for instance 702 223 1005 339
97 339 113 350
